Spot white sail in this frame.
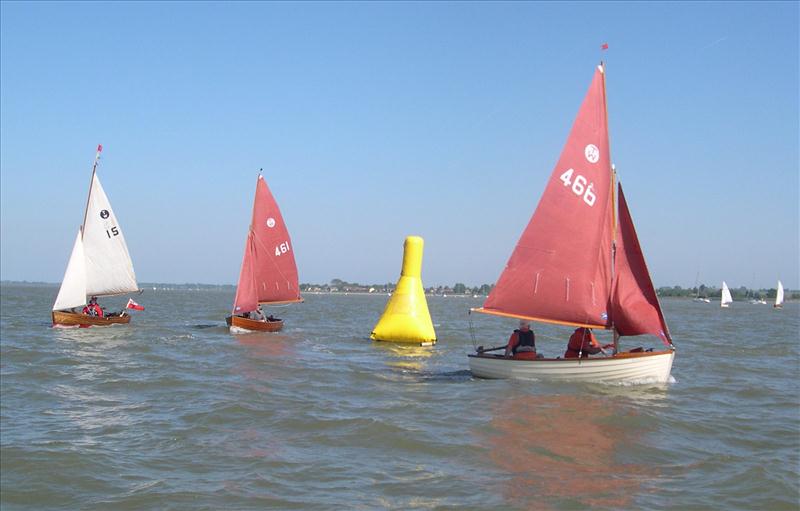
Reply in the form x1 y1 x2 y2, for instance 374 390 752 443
52 170 138 312
82 173 138 296
52 230 88 311
721 281 733 308
775 280 784 307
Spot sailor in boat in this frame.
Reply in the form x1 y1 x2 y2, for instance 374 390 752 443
504 320 542 360
241 306 281 323
82 296 104 317
245 306 266 321
564 328 614 359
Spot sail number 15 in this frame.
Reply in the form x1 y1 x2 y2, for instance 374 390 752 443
275 241 291 256
559 168 596 206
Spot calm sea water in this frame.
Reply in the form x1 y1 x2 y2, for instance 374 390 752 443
1 283 798 510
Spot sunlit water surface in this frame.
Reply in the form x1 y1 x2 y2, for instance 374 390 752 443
2 284 798 510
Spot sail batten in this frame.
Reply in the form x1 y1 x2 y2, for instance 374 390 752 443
232 175 300 313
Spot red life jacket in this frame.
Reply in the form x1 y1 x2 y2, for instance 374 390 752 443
82 303 103 317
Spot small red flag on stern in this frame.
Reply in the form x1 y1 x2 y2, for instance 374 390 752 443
126 298 145 311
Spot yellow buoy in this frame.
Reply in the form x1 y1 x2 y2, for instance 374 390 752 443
370 236 437 346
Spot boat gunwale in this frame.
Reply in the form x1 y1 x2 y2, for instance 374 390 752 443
468 349 674 362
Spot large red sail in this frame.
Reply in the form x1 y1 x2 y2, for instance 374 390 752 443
611 185 672 345
481 65 614 328
232 175 300 313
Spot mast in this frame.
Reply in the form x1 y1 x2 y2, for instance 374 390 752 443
601 61 621 353
80 144 103 239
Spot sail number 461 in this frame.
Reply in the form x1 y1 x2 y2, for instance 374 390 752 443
559 168 596 206
275 241 291 256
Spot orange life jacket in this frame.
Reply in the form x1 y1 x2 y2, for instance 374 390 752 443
565 328 598 358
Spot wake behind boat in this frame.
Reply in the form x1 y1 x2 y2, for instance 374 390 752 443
51 145 142 328
226 173 302 333
468 63 675 383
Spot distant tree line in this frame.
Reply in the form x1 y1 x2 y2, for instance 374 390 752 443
298 280 797 300
656 285 797 300
300 279 495 296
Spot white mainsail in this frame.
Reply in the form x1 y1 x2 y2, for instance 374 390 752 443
82 174 138 296
720 281 733 308
775 280 784 308
52 166 138 312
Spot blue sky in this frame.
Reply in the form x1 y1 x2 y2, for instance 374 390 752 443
1 1 797 289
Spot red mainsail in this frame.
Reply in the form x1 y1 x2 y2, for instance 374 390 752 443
481 65 614 328
232 175 300 313
611 185 671 344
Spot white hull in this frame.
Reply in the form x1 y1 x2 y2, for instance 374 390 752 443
468 350 675 383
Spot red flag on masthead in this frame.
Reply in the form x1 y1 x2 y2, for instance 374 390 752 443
601 43 609 50
97 144 103 153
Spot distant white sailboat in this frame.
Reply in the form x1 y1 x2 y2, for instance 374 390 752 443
720 281 733 308
774 280 784 309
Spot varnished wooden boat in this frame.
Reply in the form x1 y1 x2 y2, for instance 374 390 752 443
52 310 131 327
227 174 301 334
52 145 142 327
226 315 284 332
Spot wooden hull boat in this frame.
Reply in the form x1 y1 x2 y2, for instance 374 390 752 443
468 349 675 383
226 315 284 333
52 310 131 327
52 146 142 324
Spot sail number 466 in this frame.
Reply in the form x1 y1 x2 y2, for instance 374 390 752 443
559 168 596 206
275 241 291 256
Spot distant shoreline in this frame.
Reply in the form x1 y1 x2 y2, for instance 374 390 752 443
1 280 793 302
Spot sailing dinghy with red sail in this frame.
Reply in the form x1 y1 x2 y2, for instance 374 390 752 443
469 63 675 383
226 173 301 333
52 145 142 327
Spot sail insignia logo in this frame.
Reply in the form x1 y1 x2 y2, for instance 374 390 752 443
266 217 276 228
600 312 608 321
100 210 110 219
584 144 600 164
